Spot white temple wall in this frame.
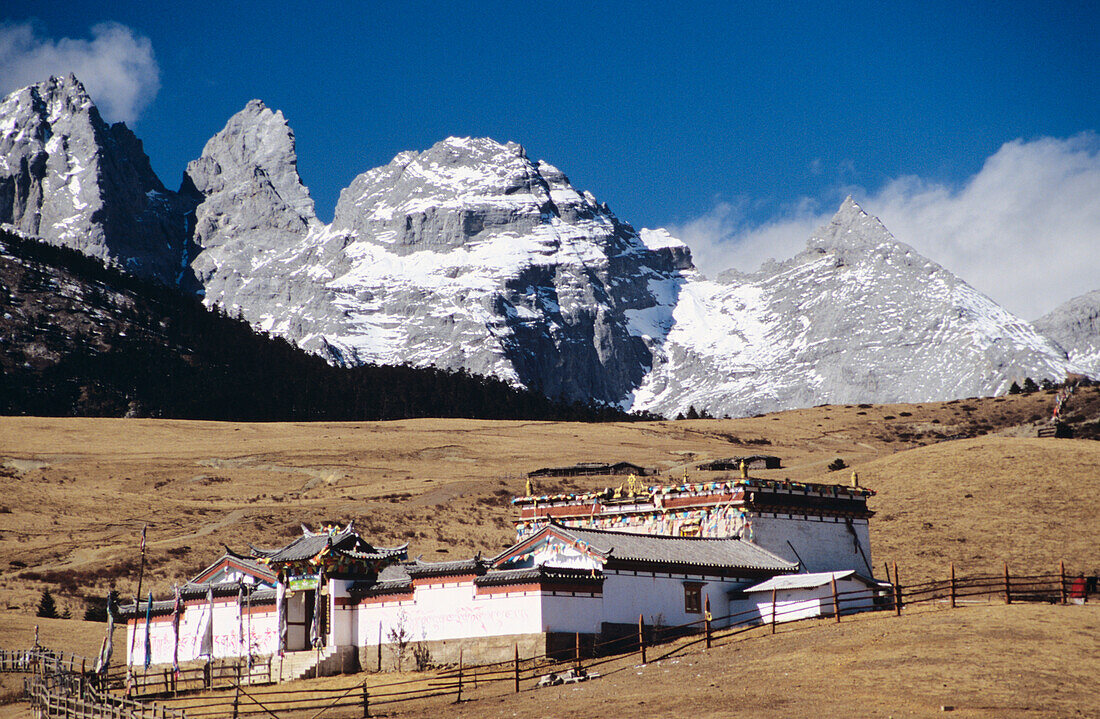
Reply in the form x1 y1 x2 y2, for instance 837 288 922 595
539 591 603 634
126 601 278 666
330 579 356 648
355 582 548 646
750 577 879 624
749 515 872 574
600 570 740 628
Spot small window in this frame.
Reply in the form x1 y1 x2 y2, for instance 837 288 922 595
684 582 703 614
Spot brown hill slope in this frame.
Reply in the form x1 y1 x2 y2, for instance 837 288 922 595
861 436 1100 581
442 604 1099 719
0 387 1097 618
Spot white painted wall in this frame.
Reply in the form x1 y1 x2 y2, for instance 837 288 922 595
127 601 279 666
353 580 605 647
750 515 873 574
750 577 879 624
356 583 543 645
539 592 603 634
600 570 741 628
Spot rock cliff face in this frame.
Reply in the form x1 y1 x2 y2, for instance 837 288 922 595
0 79 1090 416
182 99 322 317
1034 289 1100 377
0 75 191 283
184 119 695 404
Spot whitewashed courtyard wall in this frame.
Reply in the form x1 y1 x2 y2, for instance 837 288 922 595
126 600 278 665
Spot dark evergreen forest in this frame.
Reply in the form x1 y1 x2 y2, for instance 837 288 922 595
0 230 649 422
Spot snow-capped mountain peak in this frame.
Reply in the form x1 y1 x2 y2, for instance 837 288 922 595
0 75 189 283
0 79 1087 417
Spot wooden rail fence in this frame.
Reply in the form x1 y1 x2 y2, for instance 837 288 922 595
1 648 187 719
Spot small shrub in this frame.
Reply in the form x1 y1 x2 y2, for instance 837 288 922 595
412 641 432 671
827 458 847 472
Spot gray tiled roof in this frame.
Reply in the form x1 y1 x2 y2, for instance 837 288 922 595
506 523 797 572
349 563 413 594
338 545 408 561
742 570 882 592
119 581 276 618
249 528 354 562
406 557 486 578
249 528 405 564
475 566 605 587
196 550 277 584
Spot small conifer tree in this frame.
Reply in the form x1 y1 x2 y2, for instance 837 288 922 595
1008 381 1022 395
36 589 59 619
1022 377 1039 393
84 597 109 622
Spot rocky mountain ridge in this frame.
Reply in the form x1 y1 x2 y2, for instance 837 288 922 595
0 76 1093 417
0 75 192 285
1034 289 1100 377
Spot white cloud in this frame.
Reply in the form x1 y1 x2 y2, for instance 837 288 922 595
672 134 1100 320
0 21 160 124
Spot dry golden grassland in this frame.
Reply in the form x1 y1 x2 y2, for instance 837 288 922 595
0 389 1097 615
0 389 1098 716
441 603 1100 719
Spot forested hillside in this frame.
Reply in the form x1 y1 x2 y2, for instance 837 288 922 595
0 230 637 421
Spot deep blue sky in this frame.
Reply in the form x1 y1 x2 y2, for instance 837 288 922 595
3 1 1098 232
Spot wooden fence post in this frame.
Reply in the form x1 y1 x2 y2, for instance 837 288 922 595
377 624 382 673
574 632 581 670
893 562 902 616
950 563 956 608
1060 561 1067 604
456 650 463 704
638 614 646 664
704 595 712 648
1004 562 1011 604
362 680 369 718
513 645 520 694
831 575 841 622
770 588 777 633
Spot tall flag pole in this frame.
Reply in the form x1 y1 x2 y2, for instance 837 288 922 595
171 584 181 679
246 584 254 670
95 591 116 679
237 584 245 660
200 587 214 659
143 591 153 668
126 524 148 695
276 579 287 657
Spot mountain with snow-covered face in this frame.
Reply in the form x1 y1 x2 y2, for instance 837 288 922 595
185 111 695 404
0 75 192 284
0 78 1089 416
628 198 1085 417
1034 289 1100 377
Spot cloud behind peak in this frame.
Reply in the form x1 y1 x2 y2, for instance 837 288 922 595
672 133 1100 320
0 21 160 124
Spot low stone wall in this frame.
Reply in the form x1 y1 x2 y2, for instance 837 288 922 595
358 632 547 671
